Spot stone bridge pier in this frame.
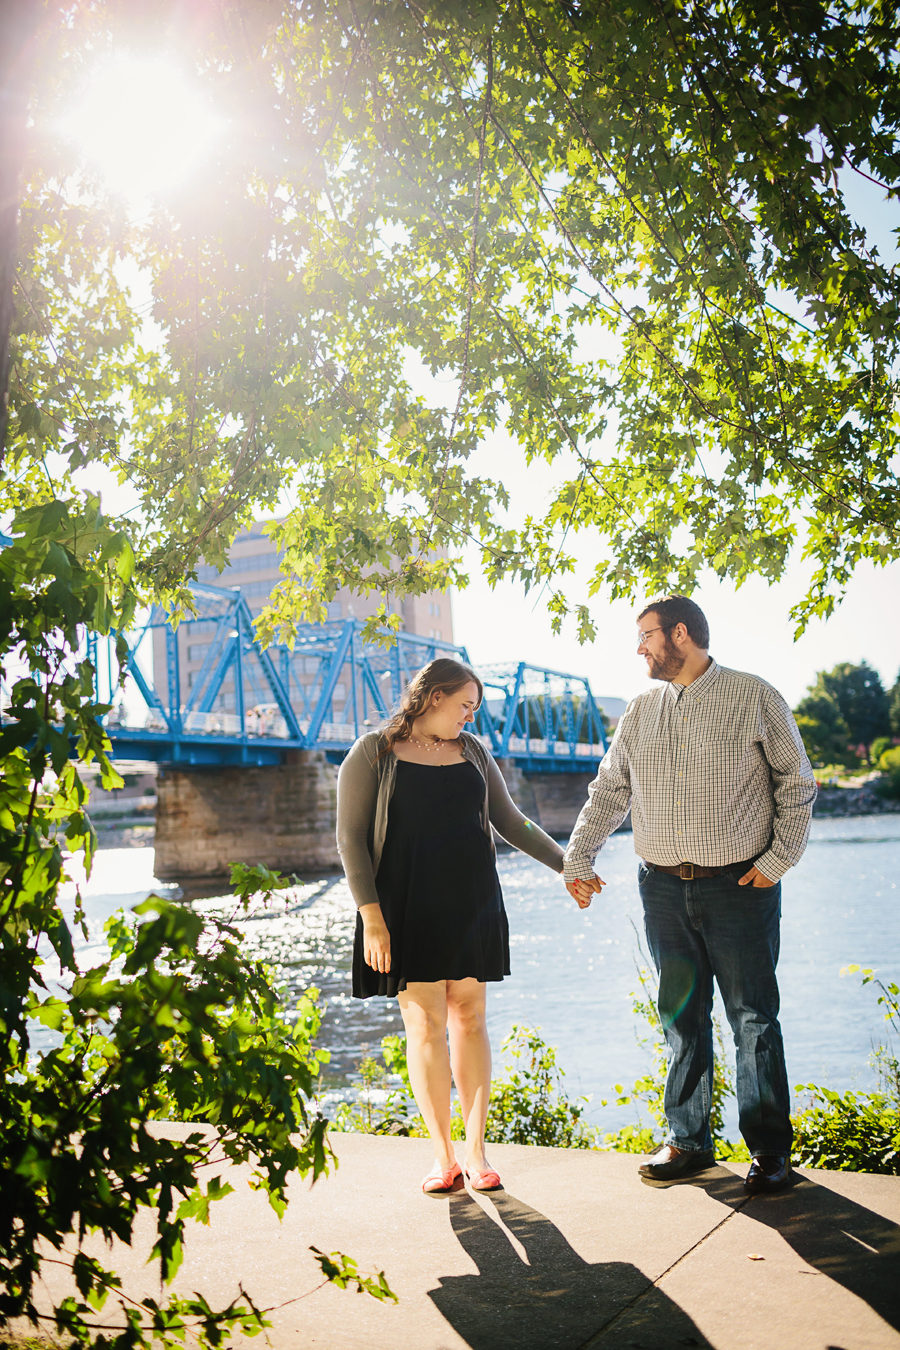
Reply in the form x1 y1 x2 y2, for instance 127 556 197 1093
153 754 606 883
154 751 340 882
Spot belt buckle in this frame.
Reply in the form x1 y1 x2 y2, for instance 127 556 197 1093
679 861 694 880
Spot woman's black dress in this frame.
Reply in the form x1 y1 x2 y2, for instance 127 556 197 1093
352 758 509 998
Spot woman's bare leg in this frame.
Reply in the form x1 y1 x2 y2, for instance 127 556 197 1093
446 979 493 1174
397 981 455 1170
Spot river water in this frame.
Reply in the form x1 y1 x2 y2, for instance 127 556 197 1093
56 815 900 1140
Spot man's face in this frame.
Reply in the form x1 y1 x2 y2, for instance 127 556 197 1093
637 613 686 682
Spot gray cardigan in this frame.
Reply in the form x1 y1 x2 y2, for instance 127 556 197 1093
336 730 565 909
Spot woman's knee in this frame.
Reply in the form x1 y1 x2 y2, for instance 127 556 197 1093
447 997 487 1038
401 1002 447 1045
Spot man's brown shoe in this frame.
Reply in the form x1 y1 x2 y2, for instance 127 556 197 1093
744 1155 791 1194
638 1145 716 1181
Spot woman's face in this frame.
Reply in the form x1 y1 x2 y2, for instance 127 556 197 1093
427 681 480 738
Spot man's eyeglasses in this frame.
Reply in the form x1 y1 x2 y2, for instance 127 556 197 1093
637 624 673 645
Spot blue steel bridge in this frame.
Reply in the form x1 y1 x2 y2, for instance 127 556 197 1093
97 582 609 772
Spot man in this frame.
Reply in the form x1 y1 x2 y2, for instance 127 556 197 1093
564 595 816 1193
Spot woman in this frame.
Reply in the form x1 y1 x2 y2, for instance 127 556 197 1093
336 657 565 1194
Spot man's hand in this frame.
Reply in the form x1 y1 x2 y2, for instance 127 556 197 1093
565 876 605 909
360 902 391 972
738 865 777 888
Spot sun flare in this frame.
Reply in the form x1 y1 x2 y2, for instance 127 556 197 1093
61 56 224 202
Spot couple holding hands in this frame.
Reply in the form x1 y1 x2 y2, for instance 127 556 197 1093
336 595 816 1197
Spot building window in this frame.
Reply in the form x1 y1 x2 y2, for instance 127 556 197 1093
234 578 281 599
428 601 441 617
195 550 285 582
326 601 342 619
331 683 346 702
429 628 441 639
187 643 210 663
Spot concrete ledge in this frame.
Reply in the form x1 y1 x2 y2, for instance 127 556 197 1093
26 1129 900 1349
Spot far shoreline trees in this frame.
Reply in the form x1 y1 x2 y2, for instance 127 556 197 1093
794 661 900 768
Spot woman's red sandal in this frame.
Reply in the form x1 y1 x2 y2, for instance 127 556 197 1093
422 1161 463 1194
464 1166 502 1192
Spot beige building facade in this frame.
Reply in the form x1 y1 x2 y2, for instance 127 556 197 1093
151 521 454 718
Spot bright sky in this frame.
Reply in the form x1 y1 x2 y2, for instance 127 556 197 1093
52 57 900 712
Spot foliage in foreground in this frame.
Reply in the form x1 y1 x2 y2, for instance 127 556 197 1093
333 1024 600 1150
0 503 394 1350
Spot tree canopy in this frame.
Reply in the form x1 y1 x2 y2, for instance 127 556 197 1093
6 0 900 643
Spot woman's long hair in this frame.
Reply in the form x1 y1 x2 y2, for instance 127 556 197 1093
377 657 483 758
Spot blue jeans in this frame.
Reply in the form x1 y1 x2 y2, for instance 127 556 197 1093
638 861 793 1157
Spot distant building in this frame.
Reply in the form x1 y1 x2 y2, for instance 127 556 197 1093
152 520 453 716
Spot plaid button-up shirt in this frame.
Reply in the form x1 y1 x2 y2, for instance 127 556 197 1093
564 659 817 884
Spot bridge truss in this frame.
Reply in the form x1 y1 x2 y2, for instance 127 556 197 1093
84 583 608 772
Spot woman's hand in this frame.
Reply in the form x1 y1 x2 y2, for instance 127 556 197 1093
565 877 605 909
360 903 391 973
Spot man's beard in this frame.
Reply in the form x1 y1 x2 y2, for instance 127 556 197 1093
647 633 686 682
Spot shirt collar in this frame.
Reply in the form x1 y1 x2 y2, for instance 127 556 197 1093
667 656 718 702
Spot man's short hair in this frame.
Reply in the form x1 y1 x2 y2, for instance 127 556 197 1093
638 595 710 649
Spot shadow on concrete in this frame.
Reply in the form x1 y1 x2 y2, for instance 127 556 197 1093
427 1188 713 1350
740 1174 900 1332
638 1162 748 1211
650 1165 900 1333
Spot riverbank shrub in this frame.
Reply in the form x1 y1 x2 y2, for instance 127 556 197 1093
791 1088 900 1173
333 1025 600 1149
791 966 900 1174
481 1026 600 1148
332 965 900 1173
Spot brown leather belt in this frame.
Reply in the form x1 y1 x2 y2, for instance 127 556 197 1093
648 860 753 881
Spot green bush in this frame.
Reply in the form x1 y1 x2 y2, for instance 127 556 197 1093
332 1035 426 1137
791 966 900 1174
875 746 900 799
481 1026 599 1148
333 965 900 1175
870 736 894 765
333 1025 600 1149
792 1087 900 1174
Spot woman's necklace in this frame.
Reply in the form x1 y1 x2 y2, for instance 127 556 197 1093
409 733 443 752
